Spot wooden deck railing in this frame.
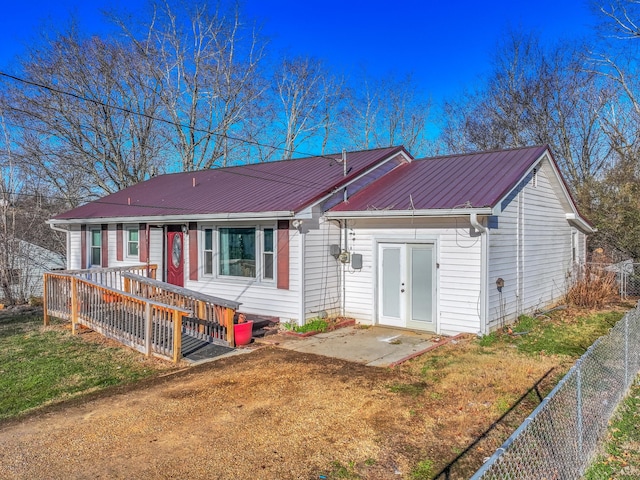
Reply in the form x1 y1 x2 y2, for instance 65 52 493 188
43 272 189 362
121 272 240 347
62 264 158 290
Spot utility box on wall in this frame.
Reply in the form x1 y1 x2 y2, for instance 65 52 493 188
351 253 363 269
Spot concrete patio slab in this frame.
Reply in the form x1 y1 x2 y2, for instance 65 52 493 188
266 326 441 367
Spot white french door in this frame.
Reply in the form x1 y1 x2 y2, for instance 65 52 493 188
378 243 435 331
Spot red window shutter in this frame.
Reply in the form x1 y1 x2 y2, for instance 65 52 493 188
116 223 123 261
81 225 87 269
139 223 148 263
277 220 289 290
101 224 109 267
189 222 198 281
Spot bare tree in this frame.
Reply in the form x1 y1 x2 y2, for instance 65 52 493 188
440 31 613 193
0 115 64 303
1 28 168 199
115 0 268 170
341 72 432 156
597 0 640 39
273 56 343 159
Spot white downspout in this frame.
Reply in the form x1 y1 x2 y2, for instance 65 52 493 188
470 213 489 334
298 227 306 326
469 213 486 234
341 219 347 317
49 223 71 269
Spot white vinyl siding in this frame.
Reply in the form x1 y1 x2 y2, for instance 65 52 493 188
149 227 164 279
488 161 575 330
341 217 482 335
68 225 83 270
303 218 341 320
186 225 301 322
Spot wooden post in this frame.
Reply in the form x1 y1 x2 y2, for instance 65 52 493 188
226 308 235 347
197 300 205 334
123 276 131 294
70 277 78 335
172 308 182 363
145 303 153 357
43 273 49 326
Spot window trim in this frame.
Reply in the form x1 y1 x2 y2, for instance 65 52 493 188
263 227 274 281
200 224 276 284
89 228 102 267
202 227 215 276
125 225 139 259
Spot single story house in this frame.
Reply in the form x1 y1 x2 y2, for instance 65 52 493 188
49 144 593 335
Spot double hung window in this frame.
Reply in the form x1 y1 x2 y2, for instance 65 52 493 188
126 227 139 258
90 229 102 266
203 226 275 280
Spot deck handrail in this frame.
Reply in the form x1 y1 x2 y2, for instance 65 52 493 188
121 272 241 310
63 264 158 276
121 272 239 346
61 264 157 291
43 271 189 362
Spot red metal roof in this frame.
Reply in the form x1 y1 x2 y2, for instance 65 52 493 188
53 146 407 220
329 145 549 212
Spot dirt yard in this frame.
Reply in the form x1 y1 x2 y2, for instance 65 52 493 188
0 333 566 480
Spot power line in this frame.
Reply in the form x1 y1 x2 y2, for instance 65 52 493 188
0 71 390 212
0 189 194 212
0 70 344 165
0 70 359 194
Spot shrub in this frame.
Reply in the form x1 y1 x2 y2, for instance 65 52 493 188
294 318 328 333
565 265 618 308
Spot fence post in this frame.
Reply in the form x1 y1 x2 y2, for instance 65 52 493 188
226 308 235 347
577 363 583 460
70 276 78 335
625 314 630 387
172 309 182 363
43 273 49 326
145 303 153 357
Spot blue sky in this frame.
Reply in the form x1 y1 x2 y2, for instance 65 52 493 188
0 0 597 101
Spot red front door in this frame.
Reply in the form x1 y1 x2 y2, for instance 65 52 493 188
167 230 184 287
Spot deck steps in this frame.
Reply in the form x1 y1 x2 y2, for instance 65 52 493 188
242 314 279 339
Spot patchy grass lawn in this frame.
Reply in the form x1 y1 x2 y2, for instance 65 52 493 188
394 303 629 479
583 380 640 479
0 304 632 479
0 313 171 420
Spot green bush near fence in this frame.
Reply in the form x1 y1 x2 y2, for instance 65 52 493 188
0 314 163 420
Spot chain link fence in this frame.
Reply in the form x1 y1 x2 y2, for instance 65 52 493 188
470 305 640 479
591 261 640 298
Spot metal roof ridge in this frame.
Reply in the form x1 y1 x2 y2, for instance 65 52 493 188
413 144 548 162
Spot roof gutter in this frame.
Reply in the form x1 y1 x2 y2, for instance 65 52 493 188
325 207 493 219
48 210 296 226
49 223 70 233
566 213 596 234
470 212 486 234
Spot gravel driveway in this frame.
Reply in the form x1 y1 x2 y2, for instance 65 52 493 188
0 347 435 479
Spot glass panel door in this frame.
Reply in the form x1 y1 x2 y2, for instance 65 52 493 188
378 244 405 328
409 245 434 325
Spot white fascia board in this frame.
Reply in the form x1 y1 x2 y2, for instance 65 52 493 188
566 214 596 234
324 207 493 219
48 211 295 226
494 149 549 214
302 150 412 212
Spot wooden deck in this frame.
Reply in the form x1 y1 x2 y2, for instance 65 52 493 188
122 273 240 347
44 265 241 363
